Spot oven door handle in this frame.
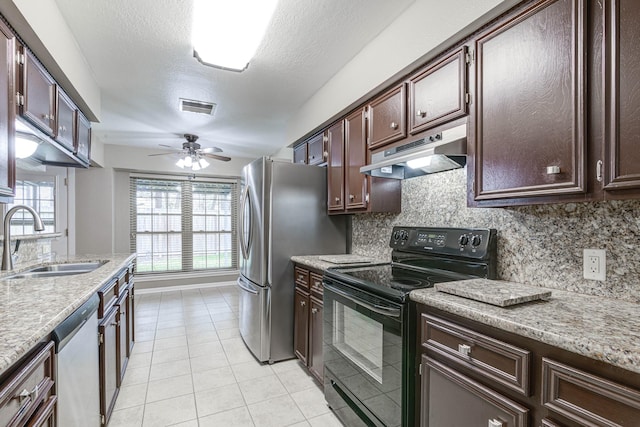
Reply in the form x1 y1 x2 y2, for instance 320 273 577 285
324 283 401 318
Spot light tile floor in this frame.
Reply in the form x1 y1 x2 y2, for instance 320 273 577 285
109 286 343 427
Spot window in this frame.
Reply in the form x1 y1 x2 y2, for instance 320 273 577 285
7 178 56 235
130 176 238 274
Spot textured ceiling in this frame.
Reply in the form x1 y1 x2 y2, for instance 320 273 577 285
53 0 415 158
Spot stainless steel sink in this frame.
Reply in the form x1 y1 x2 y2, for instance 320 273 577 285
6 261 107 279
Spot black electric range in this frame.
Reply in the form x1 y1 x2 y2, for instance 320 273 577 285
323 226 497 427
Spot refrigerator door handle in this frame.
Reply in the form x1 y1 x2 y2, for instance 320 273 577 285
239 184 251 260
237 276 259 295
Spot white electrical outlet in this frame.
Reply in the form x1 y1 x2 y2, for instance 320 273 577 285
583 249 606 281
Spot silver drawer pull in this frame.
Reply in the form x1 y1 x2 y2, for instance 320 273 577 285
312 308 318 314
416 109 426 117
458 343 471 356
18 384 38 402
390 122 398 130
300 300 306 307
488 419 504 427
313 281 321 289
546 166 561 175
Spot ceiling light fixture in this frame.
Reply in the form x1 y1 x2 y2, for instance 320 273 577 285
15 133 39 159
176 151 211 171
192 0 279 72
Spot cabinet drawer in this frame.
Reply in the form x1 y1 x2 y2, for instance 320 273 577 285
98 278 118 318
422 356 528 427
309 272 323 299
116 268 128 296
542 358 640 426
294 266 309 290
422 314 530 395
0 341 55 427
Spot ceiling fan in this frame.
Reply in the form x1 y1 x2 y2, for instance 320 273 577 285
149 134 231 171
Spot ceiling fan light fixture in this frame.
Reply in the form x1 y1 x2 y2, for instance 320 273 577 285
184 155 193 168
176 158 186 168
192 0 279 72
199 158 210 169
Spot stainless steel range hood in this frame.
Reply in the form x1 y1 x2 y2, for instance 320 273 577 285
360 123 467 179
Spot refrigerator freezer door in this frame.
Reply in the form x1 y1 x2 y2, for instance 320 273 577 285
237 274 270 362
240 158 268 286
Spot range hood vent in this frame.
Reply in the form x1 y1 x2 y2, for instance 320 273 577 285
360 124 467 180
179 98 216 115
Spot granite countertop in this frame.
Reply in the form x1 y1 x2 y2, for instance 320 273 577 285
411 281 640 375
0 253 136 377
291 254 389 271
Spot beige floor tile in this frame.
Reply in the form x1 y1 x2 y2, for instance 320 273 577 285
114 383 147 410
192 365 237 392
247 395 305 427
108 404 144 427
132 341 154 354
146 374 194 403
142 394 197 427
186 329 220 345
221 338 256 365
154 335 188 351
276 367 317 394
135 331 156 342
270 359 304 375
121 365 150 387
216 327 240 340
211 311 238 322
183 314 213 326
149 359 191 381
288 422 311 427
185 322 217 335
230 359 274 383
155 326 187 339
214 318 239 330
157 311 185 322
156 318 186 330
128 352 153 370
199 406 255 427
238 374 288 404
290 386 330 419
152 345 190 365
307 412 343 427
195 383 245 417
167 420 198 427
190 352 229 371
188 340 224 359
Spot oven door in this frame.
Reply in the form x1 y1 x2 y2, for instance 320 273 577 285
323 278 403 427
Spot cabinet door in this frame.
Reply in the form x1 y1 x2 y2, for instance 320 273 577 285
604 0 640 193
25 395 56 427
308 298 323 383
422 356 528 427
307 133 327 165
21 49 55 137
409 46 468 135
99 307 119 426
293 143 307 164
345 108 368 210
473 0 586 200
117 290 129 386
75 111 91 164
327 122 345 212
368 84 406 149
293 289 309 364
127 282 135 356
0 20 15 201
54 87 75 151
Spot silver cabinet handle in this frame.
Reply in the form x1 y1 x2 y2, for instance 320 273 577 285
416 109 426 117
488 419 505 427
312 308 318 314
458 343 471 356
18 384 39 403
334 197 340 203
596 160 603 182
300 300 306 307
349 194 355 200
390 122 398 129
313 281 321 289
546 166 560 175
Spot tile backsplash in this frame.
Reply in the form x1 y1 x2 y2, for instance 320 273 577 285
351 168 640 303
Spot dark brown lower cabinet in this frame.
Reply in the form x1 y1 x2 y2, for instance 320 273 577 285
308 297 324 382
99 306 119 424
293 288 309 364
116 290 129 386
27 395 57 427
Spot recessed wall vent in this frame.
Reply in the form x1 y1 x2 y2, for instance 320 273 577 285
179 98 216 115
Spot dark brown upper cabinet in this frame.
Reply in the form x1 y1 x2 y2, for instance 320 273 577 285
307 132 327 165
327 122 345 212
76 111 91 164
603 0 640 195
471 0 586 202
367 83 407 149
55 86 76 152
293 142 307 164
345 108 368 211
19 46 56 137
0 19 15 202
409 46 468 135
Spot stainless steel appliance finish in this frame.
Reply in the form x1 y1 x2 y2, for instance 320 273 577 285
52 294 101 427
238 157 349 363
323 226 497 427
360 123 467 179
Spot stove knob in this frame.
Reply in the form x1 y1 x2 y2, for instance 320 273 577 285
393 230 402 241
471 235 482 247
458 235 469 246
401 230 409 240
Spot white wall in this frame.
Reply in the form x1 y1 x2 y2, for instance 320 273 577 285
286 0 518 144
75 166 114 254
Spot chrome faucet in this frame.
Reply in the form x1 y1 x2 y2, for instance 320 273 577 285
2 205 45 270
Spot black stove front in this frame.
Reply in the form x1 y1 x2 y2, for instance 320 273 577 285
323 226 497 427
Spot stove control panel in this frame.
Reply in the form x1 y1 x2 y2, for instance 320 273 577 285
389 226 497 259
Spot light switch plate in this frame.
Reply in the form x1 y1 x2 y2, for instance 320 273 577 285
583 248 606 281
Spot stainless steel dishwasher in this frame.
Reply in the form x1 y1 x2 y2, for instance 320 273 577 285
52 293 101 427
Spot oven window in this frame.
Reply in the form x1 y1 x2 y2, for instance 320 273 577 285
332 300 383 383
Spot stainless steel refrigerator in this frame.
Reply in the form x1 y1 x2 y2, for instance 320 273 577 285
237 157 349 363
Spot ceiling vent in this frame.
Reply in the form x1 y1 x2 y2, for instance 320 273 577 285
179 98 216 116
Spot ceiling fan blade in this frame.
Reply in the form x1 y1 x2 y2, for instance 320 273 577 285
159 144 181 150
201 147 223 153
147 152 176 157
202 153 231 162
